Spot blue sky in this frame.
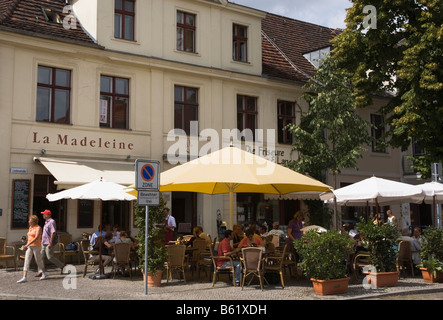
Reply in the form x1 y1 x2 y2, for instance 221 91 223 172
229 0 352 29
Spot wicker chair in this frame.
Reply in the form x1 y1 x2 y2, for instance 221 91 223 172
240 247 265 290
56 233 80 265
397 240 414 278
210 244 237 287
352 251 370 283
189 239 208 279
0 238 17 271
264 244 288 288
165 245 188 283
112 242 132 280
80 240 99 277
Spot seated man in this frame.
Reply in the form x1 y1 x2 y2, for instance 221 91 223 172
268 221 285 239
217 230 241 285
398 228 421 265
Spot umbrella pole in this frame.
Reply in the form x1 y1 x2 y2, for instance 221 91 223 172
366 201 369 222
375 198 379 223
433 196 436 227
90 200 107 279
230 191 233 230
99 200 103 274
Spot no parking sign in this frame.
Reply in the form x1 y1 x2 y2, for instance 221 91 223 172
135 159 160 191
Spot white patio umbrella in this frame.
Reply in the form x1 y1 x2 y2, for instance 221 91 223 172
46 178 136 202
413 181 443 226
46 178 136 278
320 176 424 216
301 225 328 233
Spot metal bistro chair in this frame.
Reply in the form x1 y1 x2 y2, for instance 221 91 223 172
240 247 265 291
112 242 132 280
165 245 188 283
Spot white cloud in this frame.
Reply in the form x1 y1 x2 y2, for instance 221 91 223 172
230 0 351 29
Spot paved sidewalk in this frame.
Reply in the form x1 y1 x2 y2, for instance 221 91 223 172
1 264 442 301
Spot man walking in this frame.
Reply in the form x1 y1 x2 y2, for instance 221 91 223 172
39 209 65 276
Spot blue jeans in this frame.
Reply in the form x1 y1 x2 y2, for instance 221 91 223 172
221 260 241 283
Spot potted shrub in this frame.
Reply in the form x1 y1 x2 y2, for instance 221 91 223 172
356 217 400 288
134 194 168 286
418 227 443 283
293 230 354 295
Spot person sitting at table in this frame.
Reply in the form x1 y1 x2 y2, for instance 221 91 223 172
398 228 422 265
92 232 114 272
258 225 268 238
110 224 121 243
217 230 241 285
268 221 285 240
188 226 211 247
238 229 264 248
90 224 106 248
232 224 245 248
114 231 135 249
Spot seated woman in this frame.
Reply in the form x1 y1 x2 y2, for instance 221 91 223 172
187 226 211 247
238 229 264 248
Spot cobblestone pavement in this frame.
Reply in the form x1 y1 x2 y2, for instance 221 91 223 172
1 264 442 301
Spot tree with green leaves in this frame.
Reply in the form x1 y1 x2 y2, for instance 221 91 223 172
286 56 371 229
332 0 443 177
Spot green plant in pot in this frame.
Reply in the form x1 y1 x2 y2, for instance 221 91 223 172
356 217 400 287
134 194 168 285
293 230 354 295
417 226 443 283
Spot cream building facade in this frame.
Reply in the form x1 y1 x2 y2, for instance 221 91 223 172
0 0 429 248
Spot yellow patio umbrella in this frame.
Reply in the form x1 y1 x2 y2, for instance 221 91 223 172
129 146 333 228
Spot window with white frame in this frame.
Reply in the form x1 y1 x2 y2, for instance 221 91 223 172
303 47 330 68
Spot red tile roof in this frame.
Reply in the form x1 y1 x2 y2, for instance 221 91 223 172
0 0 100 48
262 13 339 83
1 1 338 84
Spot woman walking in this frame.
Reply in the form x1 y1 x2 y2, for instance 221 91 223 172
17 215 47 283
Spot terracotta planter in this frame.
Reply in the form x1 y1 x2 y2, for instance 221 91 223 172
143 270 163 287
311 277 350 295
364 271 399 288
420 268 443 283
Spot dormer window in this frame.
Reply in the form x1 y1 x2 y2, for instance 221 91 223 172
303 47 330 68
41 7 63 24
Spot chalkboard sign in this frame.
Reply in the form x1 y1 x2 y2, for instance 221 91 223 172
12 179 31 229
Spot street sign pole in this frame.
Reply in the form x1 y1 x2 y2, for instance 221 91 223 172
144 205 149 295
135 159 160 295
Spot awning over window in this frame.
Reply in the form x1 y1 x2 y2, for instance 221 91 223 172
264 191 323 201
34 157 135 190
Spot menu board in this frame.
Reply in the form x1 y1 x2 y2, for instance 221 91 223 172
12 179 31 229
